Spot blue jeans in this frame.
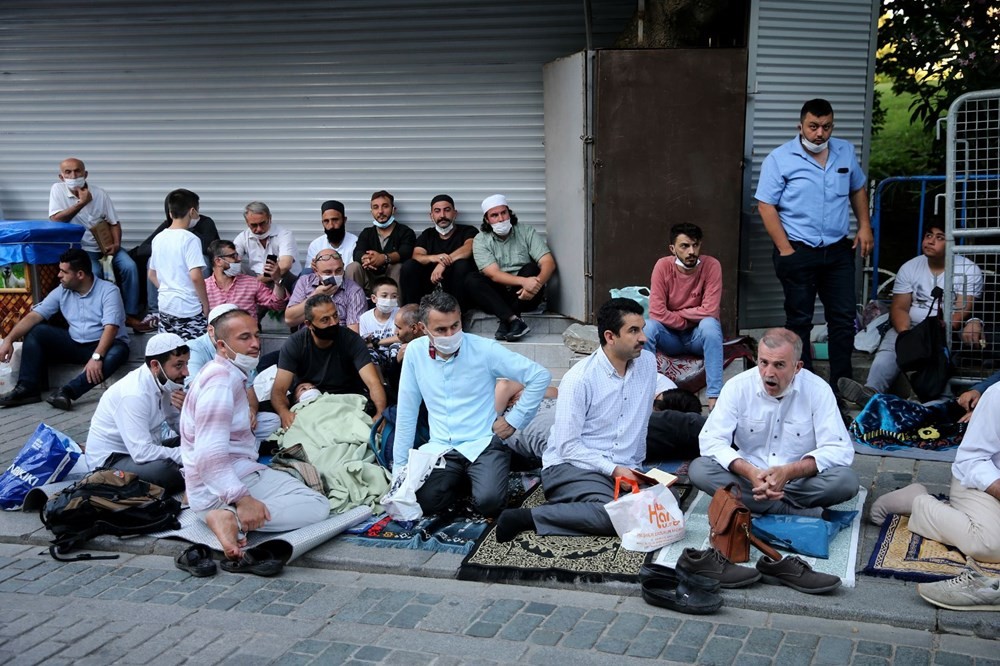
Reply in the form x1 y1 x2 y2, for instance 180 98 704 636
87 249 140 316
18 323 130 399
643 317 724 397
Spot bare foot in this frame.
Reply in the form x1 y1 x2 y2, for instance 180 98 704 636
206 509 246 559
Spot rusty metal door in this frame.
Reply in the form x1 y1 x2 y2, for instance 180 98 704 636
592 49 747 333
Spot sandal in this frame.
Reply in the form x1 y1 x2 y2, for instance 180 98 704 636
219 545 285 577
175 543 217 577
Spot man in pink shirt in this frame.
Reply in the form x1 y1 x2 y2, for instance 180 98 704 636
205 240 288 323
643 223 723 409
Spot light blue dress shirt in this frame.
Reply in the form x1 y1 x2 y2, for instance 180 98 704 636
393 333 551 470
32 278 128 344
755 136 867 247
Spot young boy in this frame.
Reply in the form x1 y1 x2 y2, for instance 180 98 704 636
149 189 210 340
358 276 400 348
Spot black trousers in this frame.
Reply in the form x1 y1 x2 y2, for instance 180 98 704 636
464 261 544 322
415 438 511 518
399 257 477 310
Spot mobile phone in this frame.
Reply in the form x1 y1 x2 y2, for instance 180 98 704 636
322 275 338 287
266 254 278 264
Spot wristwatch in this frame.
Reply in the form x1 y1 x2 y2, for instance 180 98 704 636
91 352 103 361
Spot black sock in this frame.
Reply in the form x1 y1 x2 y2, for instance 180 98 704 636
495 508 535 543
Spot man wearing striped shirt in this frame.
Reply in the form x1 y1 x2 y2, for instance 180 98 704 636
495 298 657 541
205 240 288 322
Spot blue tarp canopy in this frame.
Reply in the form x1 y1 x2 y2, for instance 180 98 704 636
0 221 84 265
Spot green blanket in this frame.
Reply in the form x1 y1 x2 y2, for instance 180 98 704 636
276 393 389 513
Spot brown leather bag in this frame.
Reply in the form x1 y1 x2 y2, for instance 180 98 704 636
707 483 782 563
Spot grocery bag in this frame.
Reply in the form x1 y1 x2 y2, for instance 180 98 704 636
0 423 83 510
604 477 685 552
380 449 443 522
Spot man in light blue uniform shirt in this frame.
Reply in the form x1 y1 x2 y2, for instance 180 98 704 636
755 98 873 393
393 290 550 518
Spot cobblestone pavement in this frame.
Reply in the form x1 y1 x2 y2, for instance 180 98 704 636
1 544 998 666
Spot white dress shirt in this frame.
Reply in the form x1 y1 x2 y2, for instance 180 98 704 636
952 383 1000 492
699 367 853 473
48 182 119 253
233 223 301 276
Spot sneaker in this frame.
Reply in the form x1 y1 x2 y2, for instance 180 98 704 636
45 388 73 411
918 561 1000 611
756 555 841 594
677 547 761 589
505 317 530 341
494 320 511 340
837 377 876 407
0 384 42 408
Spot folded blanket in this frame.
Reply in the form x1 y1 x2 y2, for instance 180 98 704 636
849 394 965 451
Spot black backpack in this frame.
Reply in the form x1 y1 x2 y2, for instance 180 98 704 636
40 468 182 561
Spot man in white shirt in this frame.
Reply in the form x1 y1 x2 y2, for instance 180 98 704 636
48 157 145 331
305 200 358 268
690 328 859 515
84 333 190 493
233 201 301 293
495 298 656 541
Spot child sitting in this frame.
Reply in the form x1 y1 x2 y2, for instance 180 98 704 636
358 276 400 349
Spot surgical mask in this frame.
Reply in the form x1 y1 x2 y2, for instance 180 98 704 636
254 230 271 240
376 298 397 314
372 216 395 229
800 137 829 154
319 273 343 288
311 324 339 340
325 225 346 245
189 216 200 229
491 220 512 237
675 257 701 269
298 388 321 404
156 365 184 394
224 262 242 277
64 177 86 190
435 223 454 236
431 330 463 356
222 340 259 375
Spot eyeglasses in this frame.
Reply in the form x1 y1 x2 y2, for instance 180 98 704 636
314 253 340 262
220 253 240 261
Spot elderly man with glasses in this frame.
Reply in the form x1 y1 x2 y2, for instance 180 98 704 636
284 250 366 332
205 240 289 323
233 201 301 293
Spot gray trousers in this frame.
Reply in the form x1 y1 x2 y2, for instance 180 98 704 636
530 463 617 537
196 467 330 533
416 438 511 518
865 328 901 393
687 456 859 514
104 452 184 495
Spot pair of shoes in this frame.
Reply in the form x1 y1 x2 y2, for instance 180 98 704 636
495 319 510 340
837 377 876 407
175 543 217 577
505 317 530 341
641 576 723 615
677 547 761 588
0 384 42 408
45 388 73 411
220 544 285 577
127 315 156 334
757 555 841 594
918 560 1000 611
639 561 720 593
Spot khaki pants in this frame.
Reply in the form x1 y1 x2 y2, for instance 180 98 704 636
909 476 1000 563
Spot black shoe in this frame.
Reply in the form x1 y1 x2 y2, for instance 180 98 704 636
756 555 841 594
505 317 530 341
495 320 511 340
639 561 720 592
837 377 876 407
46 388 73 411
641 577 723 615
0 384 42 408
677 547 762 589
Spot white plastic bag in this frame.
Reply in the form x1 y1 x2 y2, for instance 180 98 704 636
252 364 278 402
854 312 890 353
380 449 443 522
604 479 685 552
0 340 22 395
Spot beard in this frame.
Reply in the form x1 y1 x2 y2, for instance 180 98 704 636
325 225 347 245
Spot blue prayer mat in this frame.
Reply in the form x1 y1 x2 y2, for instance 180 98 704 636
849 394 965 452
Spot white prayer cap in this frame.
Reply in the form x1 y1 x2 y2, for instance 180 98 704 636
145 332 186 357
208 303 239 325
655 373 677 396
481 194 508 214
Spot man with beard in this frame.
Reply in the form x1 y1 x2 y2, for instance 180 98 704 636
643 222 723 410
345 190 416 294
399 194 478 309
305 199 358 269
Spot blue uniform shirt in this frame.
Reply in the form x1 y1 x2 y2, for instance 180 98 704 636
32 277 128 344
755 136 867 247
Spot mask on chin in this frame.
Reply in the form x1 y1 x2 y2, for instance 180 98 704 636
435 223 454 236
222 340 258 375
800 137 829 154
188 216 200 229
156 366 184 394
325 225 347 245
373 216 395 229
224 262 242 277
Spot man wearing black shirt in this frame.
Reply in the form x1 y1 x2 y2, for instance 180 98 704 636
400 194 478 309
345 190 417 294
271 294 387 429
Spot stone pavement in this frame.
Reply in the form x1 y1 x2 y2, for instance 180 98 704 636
1 543 999 666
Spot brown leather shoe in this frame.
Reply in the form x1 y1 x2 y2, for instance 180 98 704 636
756 555 841 594
127 315 156 334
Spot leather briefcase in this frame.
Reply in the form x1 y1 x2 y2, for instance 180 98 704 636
708 483 782 563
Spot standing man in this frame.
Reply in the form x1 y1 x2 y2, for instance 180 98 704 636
495 298 656 541
345 190 416 294
0 249 130 410
465 194 557 341
205 240 288 324
643 222 723 410
399 194 478 308
305 199 359 268
393 291 550 518
755 99 873 391
48 157 146 332
284 250 366 331
233 201 301 293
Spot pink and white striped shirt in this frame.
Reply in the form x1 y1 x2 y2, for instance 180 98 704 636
206 273 289 322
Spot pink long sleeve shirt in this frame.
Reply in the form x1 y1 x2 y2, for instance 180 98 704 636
647 255 723 330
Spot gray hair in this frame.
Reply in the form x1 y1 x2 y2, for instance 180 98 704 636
759 327 803 362
418 290 460 325
243 201 271 218
304 294 335 323
395 303 420 327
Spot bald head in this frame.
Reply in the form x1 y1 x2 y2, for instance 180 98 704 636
59 158 87 185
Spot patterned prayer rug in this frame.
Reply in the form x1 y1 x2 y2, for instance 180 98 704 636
863 511 1000 582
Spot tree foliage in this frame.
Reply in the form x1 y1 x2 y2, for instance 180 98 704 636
878 0 1000 131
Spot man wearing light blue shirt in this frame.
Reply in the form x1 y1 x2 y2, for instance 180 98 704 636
393 290 550 518
495 298 657 541
755 99 873 392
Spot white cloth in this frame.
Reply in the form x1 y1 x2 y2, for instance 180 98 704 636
85 365 182 469
358 308 398 340
699 367 854 473
952 382 1000 492
149 229 206 317
234 223 302 276
306 232 358 267
894 254 984 325
542 348 656 476
48 182 119 253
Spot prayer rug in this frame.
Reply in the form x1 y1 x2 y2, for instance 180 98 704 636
849 394 963 462
654 488 866 588
863 511 1000 582
656 337 755 393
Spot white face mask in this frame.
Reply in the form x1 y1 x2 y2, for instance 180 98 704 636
431 330 464 356
373 216 395 229
435 223 454 236
189 215 200 229
298 388 321 404
64 177 86 190
674 257 701 269
800 137 829 154
222 340 259 375
320 273 344 288
254 230 271 240
224 261 242 277
491 220 513 237
376 298 398 314
155 365 184 394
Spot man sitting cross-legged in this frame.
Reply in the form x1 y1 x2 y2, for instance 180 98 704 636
180 308 329 559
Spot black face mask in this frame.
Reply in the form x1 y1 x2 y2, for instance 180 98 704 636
325 225 346 245
311 324 339 340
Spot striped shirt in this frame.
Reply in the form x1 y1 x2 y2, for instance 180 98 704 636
206 273 289 322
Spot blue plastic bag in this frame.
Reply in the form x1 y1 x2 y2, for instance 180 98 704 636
0 423 82 510
609 286 651 319
751 510 857 559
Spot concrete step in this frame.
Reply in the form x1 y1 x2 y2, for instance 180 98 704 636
465 310 577 336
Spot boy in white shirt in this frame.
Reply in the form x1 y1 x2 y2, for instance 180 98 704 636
149 189 210 340
358 276 400 348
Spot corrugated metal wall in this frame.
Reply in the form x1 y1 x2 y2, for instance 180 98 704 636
0 0 632 256
738 0 879 329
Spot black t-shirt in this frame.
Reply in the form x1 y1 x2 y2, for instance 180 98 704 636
277 327 372 395
414 224 478 256
352 223 417 266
